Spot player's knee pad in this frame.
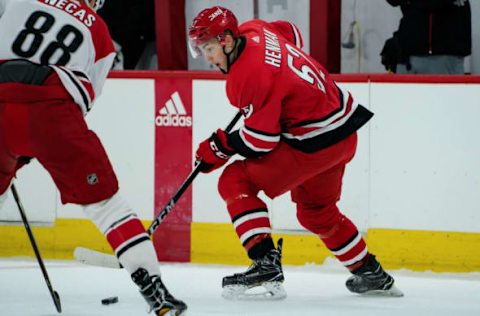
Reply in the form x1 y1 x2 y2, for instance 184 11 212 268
218 161 265 217
218 161 258 201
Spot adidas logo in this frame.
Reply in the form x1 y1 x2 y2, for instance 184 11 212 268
155 91 192 127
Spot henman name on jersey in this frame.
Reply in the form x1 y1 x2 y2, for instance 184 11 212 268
264 28 281 68
155 91 192 127
42 0 96 27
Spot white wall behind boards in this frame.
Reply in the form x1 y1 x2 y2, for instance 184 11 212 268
191 80 240 224
192 79 480 234
369 83 480 232
0 160 56 223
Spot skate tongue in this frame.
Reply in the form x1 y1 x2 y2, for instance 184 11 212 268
276 238 283 255
222 282 287 301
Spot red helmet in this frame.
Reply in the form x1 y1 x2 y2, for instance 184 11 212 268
188 6 239 58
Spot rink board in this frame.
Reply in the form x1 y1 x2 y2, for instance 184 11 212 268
1 72 480 272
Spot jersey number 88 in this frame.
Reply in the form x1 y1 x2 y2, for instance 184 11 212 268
11 11 84 66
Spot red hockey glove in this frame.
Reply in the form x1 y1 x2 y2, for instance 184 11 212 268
195 129 236 173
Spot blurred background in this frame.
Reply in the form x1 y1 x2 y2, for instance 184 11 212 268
97 0 480 74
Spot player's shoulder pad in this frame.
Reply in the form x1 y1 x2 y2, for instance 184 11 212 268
268 20 303 49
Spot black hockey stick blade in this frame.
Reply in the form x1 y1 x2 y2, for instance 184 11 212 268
11 183 62 313
53 290 62 313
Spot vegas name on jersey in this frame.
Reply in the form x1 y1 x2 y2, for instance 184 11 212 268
225 20 373 157
0 0 115 114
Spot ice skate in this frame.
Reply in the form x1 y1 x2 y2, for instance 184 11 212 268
222 238 286 300
131 268 187 316
346 255 403 297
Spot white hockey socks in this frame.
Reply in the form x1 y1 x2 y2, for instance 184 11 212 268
82 192 160 277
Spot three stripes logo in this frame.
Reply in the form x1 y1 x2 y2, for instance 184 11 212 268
155 91 192 127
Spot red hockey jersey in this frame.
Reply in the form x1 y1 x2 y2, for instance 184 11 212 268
0 0 115 114
226 20 373 156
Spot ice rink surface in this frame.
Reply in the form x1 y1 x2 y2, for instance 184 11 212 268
0 258 479 316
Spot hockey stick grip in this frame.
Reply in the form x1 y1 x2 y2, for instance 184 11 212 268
147 111 242 235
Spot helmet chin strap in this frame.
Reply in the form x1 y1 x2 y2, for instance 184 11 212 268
221 44 234 74
221 36 242 74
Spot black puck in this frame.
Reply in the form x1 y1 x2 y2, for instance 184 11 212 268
101 296 119 305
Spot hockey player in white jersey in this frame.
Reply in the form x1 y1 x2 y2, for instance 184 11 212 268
0 1 186 315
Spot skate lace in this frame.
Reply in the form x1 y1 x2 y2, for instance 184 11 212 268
230 249 281 278
143 277 179 313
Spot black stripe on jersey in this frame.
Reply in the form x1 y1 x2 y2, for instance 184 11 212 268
290 85 345 128
231 208 269 223
283 104 373 153
57 67 91 111
116 235 150 258
244 125 281 137
228 130 268 158
72 70 88 80
329 231 359 252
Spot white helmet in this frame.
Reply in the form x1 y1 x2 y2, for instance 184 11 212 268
86 0 105 11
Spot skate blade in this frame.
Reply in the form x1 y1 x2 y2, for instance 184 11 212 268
361 284 404 297
222 282 287 301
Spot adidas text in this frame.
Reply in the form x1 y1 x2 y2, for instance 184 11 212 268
155 114 192 127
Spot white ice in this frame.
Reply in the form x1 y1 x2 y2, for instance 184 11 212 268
0 258 479 316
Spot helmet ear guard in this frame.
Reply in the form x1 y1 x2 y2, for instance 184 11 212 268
188 6 239 58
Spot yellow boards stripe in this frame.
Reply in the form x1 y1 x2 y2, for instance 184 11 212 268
1 220 479 272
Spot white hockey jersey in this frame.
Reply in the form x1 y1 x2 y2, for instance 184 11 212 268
0 0 115 114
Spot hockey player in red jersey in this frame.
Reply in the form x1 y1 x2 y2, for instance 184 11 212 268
189 6 403 300
0 0 186 315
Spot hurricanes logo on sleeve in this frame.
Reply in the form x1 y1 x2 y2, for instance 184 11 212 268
241 104 253 118
155 92 192 127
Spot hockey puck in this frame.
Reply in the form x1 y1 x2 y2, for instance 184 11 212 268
101 296 119 305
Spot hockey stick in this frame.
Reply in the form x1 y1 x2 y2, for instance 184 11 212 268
11 183 62 313
74 111 243 268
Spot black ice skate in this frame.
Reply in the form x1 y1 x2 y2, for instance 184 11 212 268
222 238 286 300
346 255 403 297
131 268 187 316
